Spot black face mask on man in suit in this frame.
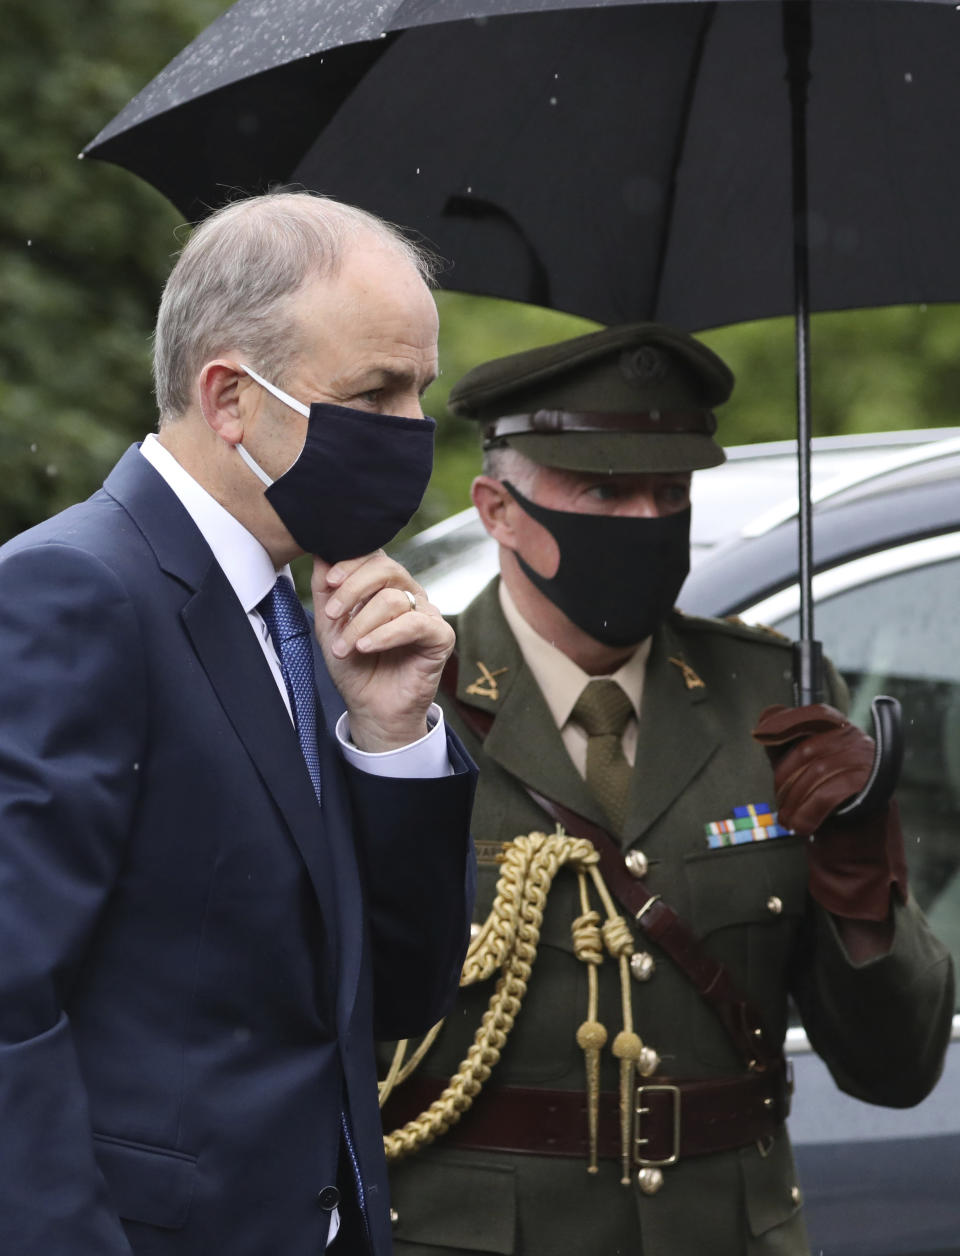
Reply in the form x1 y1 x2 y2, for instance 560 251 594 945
237 363 435 562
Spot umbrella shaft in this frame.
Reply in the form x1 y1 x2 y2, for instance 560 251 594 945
784 0 822 702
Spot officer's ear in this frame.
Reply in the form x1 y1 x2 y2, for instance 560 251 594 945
471 476 519 548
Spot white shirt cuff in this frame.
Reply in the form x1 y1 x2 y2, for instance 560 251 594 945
335 704 452 778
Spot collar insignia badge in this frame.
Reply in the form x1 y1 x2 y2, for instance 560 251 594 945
466 661 509 701
668 656 706 691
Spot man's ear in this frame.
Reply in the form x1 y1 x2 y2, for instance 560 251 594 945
471 476 520 550
198 361 253 445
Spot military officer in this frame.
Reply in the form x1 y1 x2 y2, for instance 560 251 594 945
381 324 954 1256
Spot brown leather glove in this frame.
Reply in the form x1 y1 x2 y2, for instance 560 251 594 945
752 703 908 922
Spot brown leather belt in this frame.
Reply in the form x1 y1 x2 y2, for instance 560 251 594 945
382 1063 791 1164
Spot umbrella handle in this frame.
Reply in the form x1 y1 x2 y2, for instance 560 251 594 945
835 696 905 819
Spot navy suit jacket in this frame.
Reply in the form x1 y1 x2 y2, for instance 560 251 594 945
0 446 476 1255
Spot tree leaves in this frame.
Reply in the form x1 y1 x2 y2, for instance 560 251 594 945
0 0 225 540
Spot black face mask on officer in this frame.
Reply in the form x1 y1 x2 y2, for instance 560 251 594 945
503 482 691 648
237 363 435 562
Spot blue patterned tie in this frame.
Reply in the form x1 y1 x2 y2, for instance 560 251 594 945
258 576 322 805
261 580 369 1239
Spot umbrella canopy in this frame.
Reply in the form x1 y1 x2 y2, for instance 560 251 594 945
86 0 960 331
86 0 951 788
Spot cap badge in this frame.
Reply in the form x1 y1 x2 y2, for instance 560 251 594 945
465 661 509 702
621 345 667 384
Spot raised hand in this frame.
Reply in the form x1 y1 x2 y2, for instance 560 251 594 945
312 551 454 753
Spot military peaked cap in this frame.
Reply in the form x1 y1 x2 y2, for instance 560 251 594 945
448 323 734 473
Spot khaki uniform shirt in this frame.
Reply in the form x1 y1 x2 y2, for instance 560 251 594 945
498 580 650 774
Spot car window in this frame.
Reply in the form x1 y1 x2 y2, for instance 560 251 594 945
771 557 960 1009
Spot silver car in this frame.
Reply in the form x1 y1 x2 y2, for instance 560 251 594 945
398 428 960 1256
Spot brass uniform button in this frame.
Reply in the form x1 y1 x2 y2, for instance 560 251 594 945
630 951 656 982
766 895 783 915
625 849 649 878
637 1045 661 1077
637 1167 664 1195
791 1185 802 1206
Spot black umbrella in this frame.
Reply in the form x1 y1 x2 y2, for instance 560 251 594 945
85 0 960 326
87 0 959 801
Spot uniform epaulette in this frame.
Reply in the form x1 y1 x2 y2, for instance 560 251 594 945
669 609 793 648
724 615 792 643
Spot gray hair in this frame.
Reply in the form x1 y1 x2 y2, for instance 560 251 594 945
153 190 439 421
482 444 540 495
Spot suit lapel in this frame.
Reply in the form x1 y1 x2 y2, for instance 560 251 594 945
313 644 365 1028
180 577 342 935
105 446 341 934
621 617 721 848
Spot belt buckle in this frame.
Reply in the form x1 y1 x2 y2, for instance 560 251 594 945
634 1083 681 1167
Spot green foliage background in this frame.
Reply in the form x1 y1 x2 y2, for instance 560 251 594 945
3 0 960 547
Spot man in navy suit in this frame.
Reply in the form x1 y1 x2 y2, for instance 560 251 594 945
0 191 476 1255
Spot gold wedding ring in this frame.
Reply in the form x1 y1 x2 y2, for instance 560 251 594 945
403 589 417 613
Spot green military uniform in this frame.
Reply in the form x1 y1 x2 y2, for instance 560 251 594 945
386 586 952 1255
384 325 954 1255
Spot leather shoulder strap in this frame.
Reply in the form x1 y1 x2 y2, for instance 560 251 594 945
441 652 780 1070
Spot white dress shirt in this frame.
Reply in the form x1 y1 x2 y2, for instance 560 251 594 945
139 435 449 779
498 581 651 777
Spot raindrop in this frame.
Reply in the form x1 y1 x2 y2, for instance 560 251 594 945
415 167 421 175
26 239 32 247
29 443 37 453
132 762 140 772
45 464 58 477
904 71 913 83
920 303 928 312
549 96 558 106
553 72 559 79
77 152 85 161
466 186 473 194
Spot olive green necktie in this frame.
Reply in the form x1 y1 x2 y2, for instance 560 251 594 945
570 679 634 834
